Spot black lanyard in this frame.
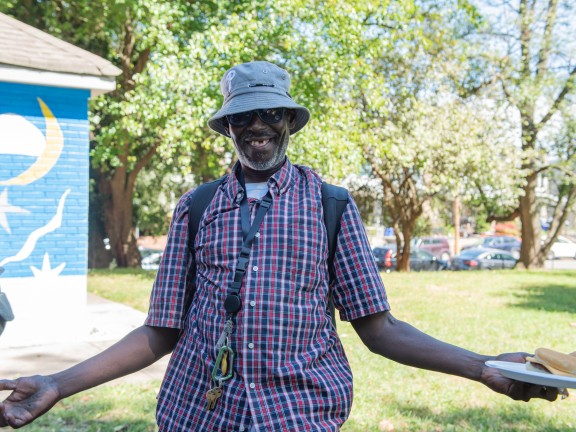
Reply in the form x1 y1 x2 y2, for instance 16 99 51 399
223 175 273 318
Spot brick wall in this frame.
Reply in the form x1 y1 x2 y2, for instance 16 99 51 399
0 82 90 277
0 81 91 347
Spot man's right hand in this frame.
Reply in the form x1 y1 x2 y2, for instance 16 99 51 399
0 375 61 428
0 325 178 429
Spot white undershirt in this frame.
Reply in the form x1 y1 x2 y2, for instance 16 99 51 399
245 182 269 199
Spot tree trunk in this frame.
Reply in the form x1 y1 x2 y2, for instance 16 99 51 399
88 223 113 268
518 113 544 269
98 169 141 268
397 221 417 272
88 174 113 268
518 173 545 268
378 175 424 272
395 188 423 272
453 195 460 256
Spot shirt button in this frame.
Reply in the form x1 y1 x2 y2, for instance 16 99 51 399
248 342 254 349
255 232 260 238
249 300 256 307
252 266 258 272
240 428 246 432
249 382 256 389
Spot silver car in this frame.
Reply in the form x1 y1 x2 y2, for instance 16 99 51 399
451 248 517 270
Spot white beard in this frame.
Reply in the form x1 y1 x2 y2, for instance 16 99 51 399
236 132 289 171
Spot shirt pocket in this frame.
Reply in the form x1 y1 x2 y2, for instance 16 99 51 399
189 272 227 345
193 272 226 317
195 271 224 294
286 222 327 293
295 260 324 292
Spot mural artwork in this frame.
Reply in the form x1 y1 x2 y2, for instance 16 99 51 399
0 82 90 345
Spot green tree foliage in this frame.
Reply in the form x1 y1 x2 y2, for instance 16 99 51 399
303 0 521 270
341 174 384 225
2 0 219 266
5 0 548 273
468 0 576 268
1 0 360 267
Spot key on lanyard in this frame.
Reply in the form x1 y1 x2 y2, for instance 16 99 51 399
206 382 223 411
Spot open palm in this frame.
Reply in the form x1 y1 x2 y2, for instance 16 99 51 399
0 376 60 428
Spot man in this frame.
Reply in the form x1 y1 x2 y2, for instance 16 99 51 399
0 61 561 430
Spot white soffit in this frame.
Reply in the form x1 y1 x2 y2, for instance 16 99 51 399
0 64 116 97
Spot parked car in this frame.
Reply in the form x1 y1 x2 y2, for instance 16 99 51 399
372 245 449 272
408 248 450 271
410 236 451 261
548 235 576 259
463 235 521 259
372 245 397 272
451 248 517 271
139 247 163 271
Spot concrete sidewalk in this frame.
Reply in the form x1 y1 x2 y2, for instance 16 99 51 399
0 293 169 384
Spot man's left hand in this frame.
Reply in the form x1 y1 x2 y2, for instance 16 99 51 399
481 352 566 402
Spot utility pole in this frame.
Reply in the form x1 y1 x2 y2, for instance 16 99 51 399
453 195 460 256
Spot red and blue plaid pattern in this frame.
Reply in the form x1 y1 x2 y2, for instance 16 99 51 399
146 160 390 431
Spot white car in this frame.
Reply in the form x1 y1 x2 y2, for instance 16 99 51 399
549 236 576 259
139 248 163 270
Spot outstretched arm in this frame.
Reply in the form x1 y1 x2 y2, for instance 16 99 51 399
351 311 559 402
0 325 179 428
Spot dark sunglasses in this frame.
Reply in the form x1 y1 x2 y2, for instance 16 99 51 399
226 108 285 127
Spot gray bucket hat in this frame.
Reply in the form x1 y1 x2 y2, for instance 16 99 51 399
208 61 310 136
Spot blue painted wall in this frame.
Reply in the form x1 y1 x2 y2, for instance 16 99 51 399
0 82 90 277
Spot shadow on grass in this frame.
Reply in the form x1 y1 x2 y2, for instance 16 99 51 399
27 418 155 432
26 419 155 432
28 416 156 432
88 267 156 279
346 400 570 432
509 282 576 314
22 397 157 432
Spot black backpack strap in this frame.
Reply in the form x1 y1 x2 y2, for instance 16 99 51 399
185 176 226 302
187 176 227 254
185 177 348 327
321 182 349 326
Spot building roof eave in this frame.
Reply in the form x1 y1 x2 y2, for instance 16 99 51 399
0 64 117 97
0 12 122 79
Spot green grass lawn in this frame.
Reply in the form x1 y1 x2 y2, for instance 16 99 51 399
11 269 576 431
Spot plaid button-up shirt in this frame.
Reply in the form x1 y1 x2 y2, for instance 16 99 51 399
145 160 390 431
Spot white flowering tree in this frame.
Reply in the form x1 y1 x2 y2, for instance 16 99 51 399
312 1 522 270
361 98 521 270
469 0 576 268
341 174 384 225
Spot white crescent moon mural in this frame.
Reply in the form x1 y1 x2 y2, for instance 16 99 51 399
0 98 63 186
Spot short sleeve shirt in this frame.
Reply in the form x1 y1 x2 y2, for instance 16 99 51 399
145 159 390 431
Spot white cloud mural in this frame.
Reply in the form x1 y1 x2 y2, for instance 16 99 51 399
0 113 46 156
0 98 64 186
